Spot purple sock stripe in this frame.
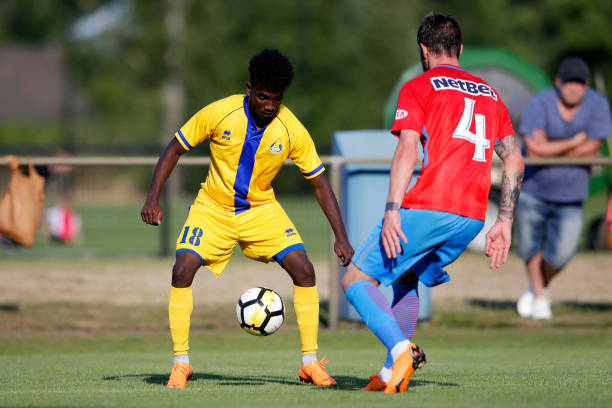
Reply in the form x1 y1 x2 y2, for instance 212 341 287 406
392 294 419 340
364 283 393 316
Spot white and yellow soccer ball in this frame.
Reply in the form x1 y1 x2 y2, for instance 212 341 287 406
236 287 284 336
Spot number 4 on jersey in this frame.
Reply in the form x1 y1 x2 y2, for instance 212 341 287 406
453 97 490 162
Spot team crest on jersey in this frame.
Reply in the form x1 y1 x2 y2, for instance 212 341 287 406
395 109 408 120
222 130 231 140
269 140 283 154
285 228 296 237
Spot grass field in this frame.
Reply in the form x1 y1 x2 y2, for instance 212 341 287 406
1 191 611 407
2 251 612 408
1 326 611 408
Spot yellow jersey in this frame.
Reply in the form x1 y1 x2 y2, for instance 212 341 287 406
175 94 324 214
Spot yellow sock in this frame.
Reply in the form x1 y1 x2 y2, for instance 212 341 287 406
169 285 193 356
294 285 319 356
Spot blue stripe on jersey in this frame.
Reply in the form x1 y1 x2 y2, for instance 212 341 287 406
303 164 324 178
422 125 430 167
273 243 306 263
233 96 267 214
434 64 465 71
177 130 193 149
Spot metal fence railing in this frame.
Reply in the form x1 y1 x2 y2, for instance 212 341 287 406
2 155 611 328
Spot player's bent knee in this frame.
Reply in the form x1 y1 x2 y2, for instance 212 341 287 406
172 252 201 287
341 265 357 292
342 263 379 292
291 261 315 287
280 250 316 287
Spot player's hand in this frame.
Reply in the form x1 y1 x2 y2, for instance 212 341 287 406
334 238 354 267
485 219 512 269
141 198 163 226
381 210 407 259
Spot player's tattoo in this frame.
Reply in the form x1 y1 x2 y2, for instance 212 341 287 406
498 170 524 222
494 135 519 160
385 202 400 211
494 135 524 221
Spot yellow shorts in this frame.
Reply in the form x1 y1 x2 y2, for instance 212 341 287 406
175 194 304 276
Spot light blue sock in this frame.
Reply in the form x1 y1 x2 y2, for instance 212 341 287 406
345 280 406 351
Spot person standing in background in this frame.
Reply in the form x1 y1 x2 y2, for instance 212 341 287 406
516 57 612 320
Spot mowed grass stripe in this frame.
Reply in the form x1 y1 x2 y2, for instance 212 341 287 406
0 328 611 408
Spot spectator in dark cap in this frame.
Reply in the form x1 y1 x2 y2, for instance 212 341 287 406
515 57 612 320
557 57 590 83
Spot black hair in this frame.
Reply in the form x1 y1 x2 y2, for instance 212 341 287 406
417 13 462 58
248 48 294 92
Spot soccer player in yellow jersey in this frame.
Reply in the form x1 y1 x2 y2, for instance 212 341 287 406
141 48 354 389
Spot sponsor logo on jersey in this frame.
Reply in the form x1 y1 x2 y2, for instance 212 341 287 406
395 109 408 120
222 130 231 140
285 228 296 237
430 76 498 100
270 140 283 154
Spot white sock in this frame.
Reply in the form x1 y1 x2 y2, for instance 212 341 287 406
379 366 392 382
302 353 317 365
390 340 410 362
174 354 189 364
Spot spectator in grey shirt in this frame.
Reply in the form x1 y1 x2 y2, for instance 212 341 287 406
516 57 612 320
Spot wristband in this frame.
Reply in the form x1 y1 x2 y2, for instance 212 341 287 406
385 202 400 211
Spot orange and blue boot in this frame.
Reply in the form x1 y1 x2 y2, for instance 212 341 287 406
383 343 427 393
298 358 337 386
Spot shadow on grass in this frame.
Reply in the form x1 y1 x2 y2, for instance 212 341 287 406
559 301 612 311
467 299 516 310
103 372 458 390
468 298 612 312
0 303 20 312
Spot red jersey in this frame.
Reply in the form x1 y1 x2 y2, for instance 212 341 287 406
391 64 514 221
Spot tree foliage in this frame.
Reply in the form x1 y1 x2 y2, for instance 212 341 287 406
2 0 612 153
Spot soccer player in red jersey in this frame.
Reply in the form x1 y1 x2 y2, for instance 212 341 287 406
342 13 524 393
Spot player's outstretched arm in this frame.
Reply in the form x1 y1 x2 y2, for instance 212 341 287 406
308 173 354 266
486 135 524 268
141 138 187 226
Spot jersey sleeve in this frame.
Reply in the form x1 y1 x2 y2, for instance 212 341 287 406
518 93 546 138
587 92 612 140
391 81 425 136
288 118 325 179
175 104 217 151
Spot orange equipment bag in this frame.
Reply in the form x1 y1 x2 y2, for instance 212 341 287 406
0 155 46 247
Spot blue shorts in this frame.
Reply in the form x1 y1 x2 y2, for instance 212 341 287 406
353 209 483 287
516 191 583 269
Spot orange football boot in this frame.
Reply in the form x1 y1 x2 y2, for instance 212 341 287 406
383 343 426 394
361 374 387 391
298 358 337 386
166 362 193 389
